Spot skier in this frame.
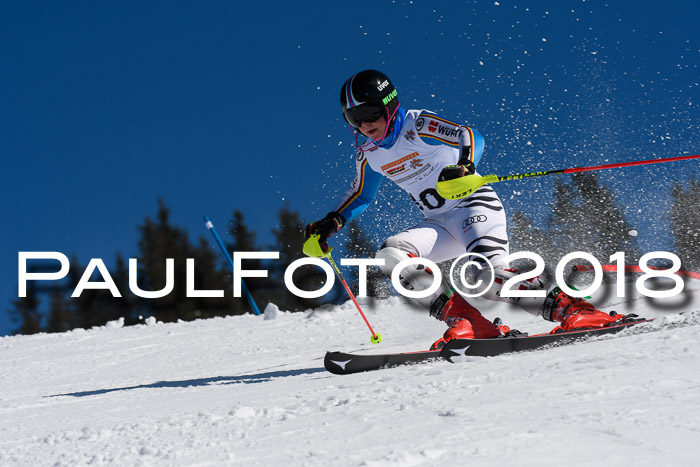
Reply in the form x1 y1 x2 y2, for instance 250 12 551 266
305 69 624 348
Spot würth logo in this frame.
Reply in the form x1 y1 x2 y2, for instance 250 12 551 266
428 120 438 132
437 125 460 138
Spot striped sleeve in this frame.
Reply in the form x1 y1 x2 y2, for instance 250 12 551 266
415 111 485 167
332 155 383 222
462 126 485 166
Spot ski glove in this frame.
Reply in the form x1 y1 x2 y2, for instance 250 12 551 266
305 211 346 251
438 160 475 182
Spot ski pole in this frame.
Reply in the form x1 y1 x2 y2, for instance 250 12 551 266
303 234 382 344
436 153 700 200
203 216 261 316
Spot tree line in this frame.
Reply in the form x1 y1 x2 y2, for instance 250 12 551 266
10 200 379 335
509 173 699 283
8 173 699 335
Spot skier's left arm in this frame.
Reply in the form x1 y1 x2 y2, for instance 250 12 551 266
458 125 485 167
416 111 485 180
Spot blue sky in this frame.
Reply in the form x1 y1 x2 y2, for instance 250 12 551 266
2 1 699 335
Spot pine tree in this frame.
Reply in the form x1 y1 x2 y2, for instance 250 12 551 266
228 210 258 253
507 210 556 282
572 172 637 260
547 178 590 258
47 289 73 333
671 177 700 271
136 199 199 323
547 172 638 264
66 253 130 330
63 254 93 329
191 235 241 317
223 209 271 315
269 205 333 311
8 287 42 335
110 253 139 325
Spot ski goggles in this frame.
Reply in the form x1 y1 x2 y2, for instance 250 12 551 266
342 103 385 129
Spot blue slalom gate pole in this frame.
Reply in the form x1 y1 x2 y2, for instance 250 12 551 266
203 216 261 316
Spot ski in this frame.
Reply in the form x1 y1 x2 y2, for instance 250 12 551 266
324 316 653 374
324 348 442 375
441 316 653 360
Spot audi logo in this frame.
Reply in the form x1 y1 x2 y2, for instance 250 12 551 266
462 215 487 228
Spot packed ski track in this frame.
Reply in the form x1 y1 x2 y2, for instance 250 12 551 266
2 282 699 466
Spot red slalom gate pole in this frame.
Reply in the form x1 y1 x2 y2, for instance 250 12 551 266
561 153 700 175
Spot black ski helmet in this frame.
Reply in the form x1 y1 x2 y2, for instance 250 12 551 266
340 70 399 130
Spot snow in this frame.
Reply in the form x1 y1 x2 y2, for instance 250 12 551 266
1 284 699 466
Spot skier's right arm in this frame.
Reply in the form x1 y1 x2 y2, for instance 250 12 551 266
304 153 382 247
331 154 382 222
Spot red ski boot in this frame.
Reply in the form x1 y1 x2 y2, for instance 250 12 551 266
544 287 624 332
429 292 503 349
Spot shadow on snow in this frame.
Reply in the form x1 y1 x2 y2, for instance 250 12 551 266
48 367 327 398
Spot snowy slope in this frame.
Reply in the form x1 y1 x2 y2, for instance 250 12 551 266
1 283 699 467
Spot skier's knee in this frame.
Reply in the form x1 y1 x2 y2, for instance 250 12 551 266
380 236 420 258
376 246 412 277
376 246 448 308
